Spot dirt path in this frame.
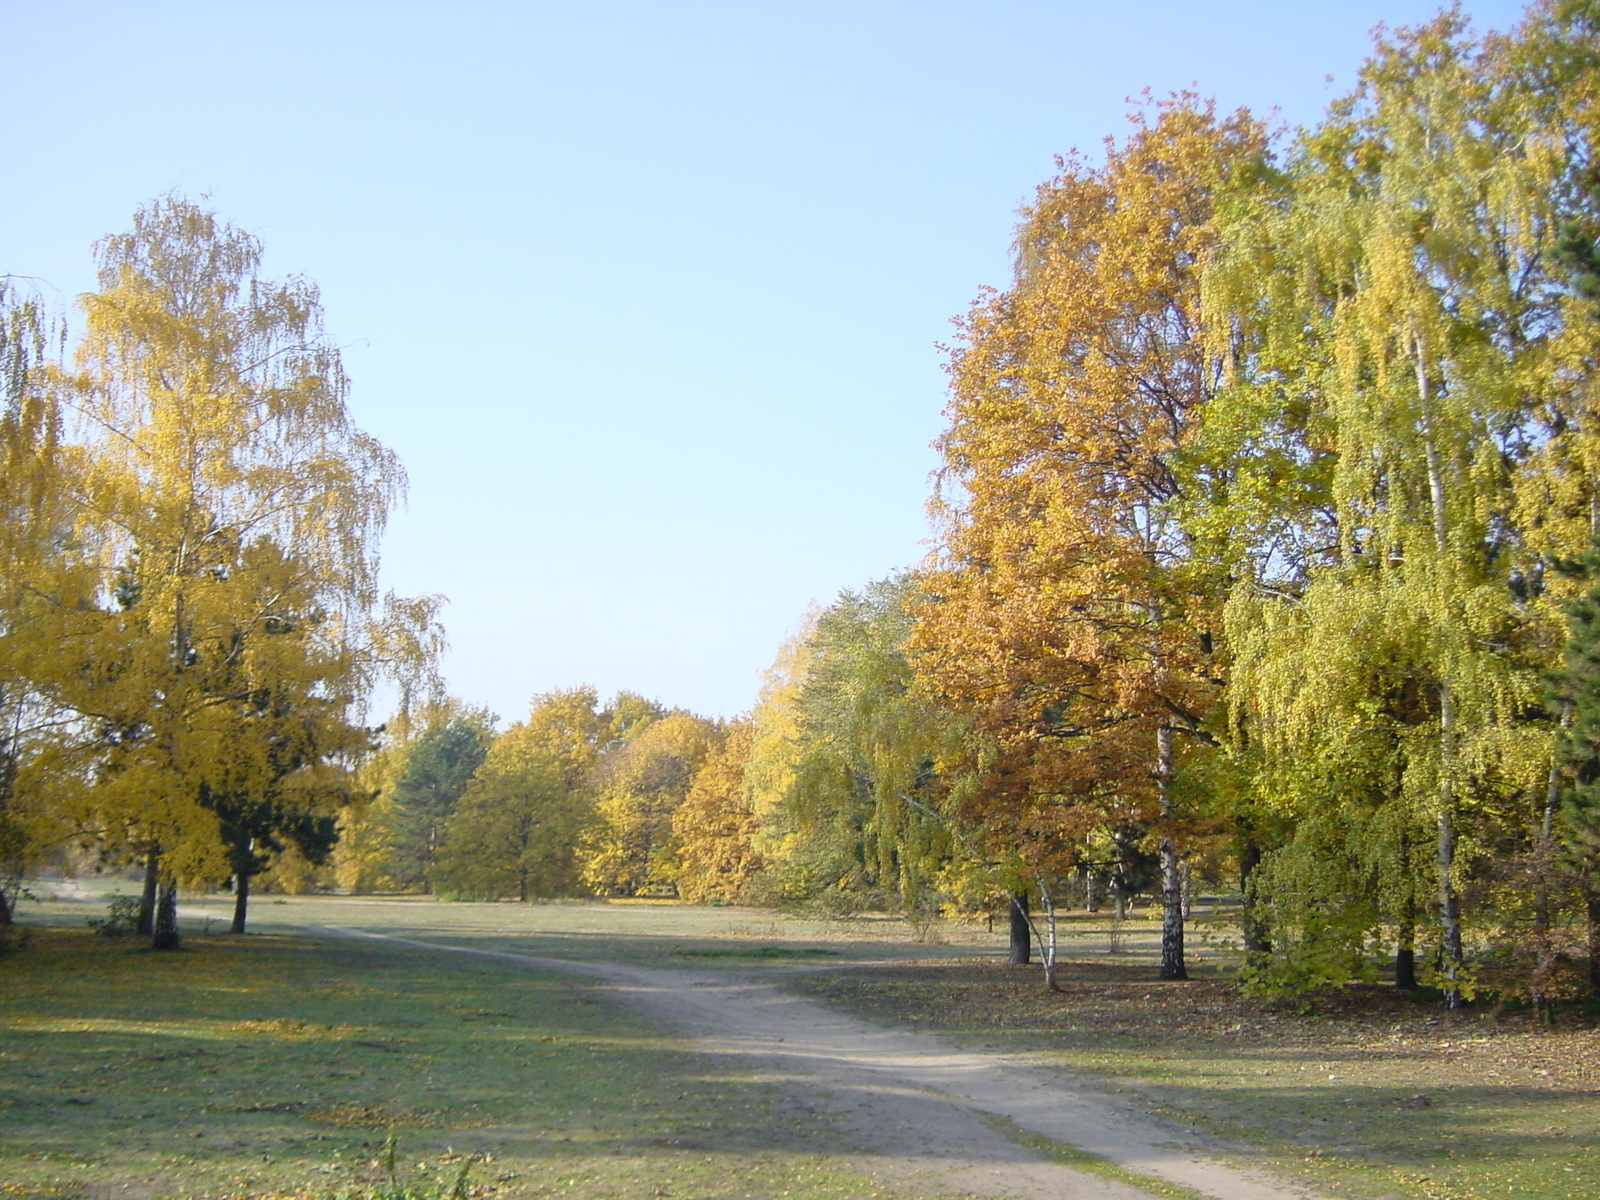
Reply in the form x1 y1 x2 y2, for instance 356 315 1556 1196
300 924 1331 1200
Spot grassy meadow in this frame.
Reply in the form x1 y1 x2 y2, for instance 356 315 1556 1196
1 888 970 1200
3 884 1597 1200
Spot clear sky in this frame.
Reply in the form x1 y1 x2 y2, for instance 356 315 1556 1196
1 0 1532 726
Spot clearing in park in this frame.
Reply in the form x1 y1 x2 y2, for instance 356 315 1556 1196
2 886 1596 1200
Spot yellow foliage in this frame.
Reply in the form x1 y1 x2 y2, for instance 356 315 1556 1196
580 711 719 897
673 720 759 903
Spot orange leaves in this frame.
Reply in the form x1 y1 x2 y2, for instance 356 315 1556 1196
914 98 1263 864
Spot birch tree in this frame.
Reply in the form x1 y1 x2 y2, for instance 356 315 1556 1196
1199 6 1584 1003
60 197 440 945
0 282 93 926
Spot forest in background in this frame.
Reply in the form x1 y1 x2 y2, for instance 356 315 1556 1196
4 0 1600 1014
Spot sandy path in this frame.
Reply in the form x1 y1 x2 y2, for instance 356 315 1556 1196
301 925 1329 1200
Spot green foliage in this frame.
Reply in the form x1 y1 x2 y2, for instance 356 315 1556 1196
1539 1 1600 302
1181 3 1600 1003
86 895 141 938
387 709 495 891
1556 544 1600 846
757 577 969 917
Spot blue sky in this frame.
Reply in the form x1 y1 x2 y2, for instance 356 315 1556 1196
1 0 1531 724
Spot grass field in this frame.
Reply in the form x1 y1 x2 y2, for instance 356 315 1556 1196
0 892 971 1200
786 952 1600 1200
5 883 1598 1200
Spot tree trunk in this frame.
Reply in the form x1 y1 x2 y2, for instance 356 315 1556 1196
1416 338 1463 1009
0 747 13 926
1434 694 1464 1006
1396 891 1418 990
1588 885 1600 993
230 871 251 935
1238 836 1270 965
1038 878 1061 992
137 849 159 936
1159 837 1187 980
1393 827 1417 989
1156 724 1187 981
1536 720 1565 937
151 881 180 950
1008 890 1030 965
1084 868 1099 913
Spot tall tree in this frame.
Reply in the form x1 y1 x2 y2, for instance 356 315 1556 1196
433 687 616 900
914 99 1266 981
0 281 91 927
59 197 439 945
1536 0 1600 993
780 578 966 920
387 706 494 892
1198 7 1582 1004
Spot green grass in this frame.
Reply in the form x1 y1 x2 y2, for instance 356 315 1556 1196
20 887 1600 1200
0 922 965 1200
670 946 839 959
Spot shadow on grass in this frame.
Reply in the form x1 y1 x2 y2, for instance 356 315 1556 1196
777 955 1600 1199
0 927 929 1200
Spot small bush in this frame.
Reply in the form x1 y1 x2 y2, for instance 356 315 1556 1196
87 895 141 938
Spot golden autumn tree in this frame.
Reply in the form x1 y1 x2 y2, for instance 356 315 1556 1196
913 99 1267 981
432 726 573 901
433 686 620 900
744 613 817 889
672 719 760 904
0 282 99 926
580 710 718 897
57 197 440 946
